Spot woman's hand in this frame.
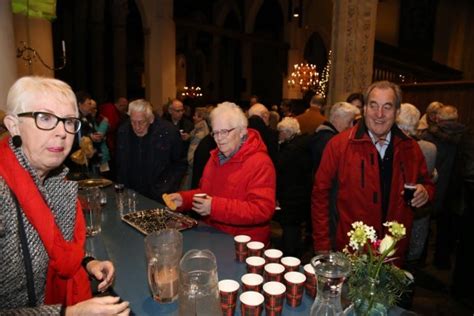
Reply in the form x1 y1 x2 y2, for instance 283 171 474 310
192 196 212 216
86 260 115 292
66 296 130 316
167 193 183 208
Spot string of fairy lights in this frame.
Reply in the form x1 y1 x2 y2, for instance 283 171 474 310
316 50 332 99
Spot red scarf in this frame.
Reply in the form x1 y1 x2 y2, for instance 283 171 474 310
0 137 91 306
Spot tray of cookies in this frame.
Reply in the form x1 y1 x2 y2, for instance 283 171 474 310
121 208 197 235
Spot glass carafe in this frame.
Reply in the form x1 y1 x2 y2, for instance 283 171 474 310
178 249 222 316
310 252 351 316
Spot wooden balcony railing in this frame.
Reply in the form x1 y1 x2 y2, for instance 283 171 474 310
373 41 463 84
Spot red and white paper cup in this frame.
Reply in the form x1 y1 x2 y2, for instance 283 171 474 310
247 241 265 257
240 291 264 316
218 279 240 316
284 271 306 307
263 281 286 316
241 273 264 293
246 256 266 275
303 263 317 298
280 256 301 272
234 235 251 262
264 249 283 264
264 263 285 283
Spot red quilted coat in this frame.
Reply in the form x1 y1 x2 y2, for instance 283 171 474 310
311 122 435 262
179 129 276 244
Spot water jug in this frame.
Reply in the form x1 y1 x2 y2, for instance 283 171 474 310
178 249 222 316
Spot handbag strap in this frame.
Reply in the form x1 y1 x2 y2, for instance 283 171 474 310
12 191 37 307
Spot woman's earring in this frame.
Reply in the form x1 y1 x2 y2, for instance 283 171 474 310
12 135 22 148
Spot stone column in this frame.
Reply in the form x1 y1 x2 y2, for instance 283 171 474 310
138 0 176 115
328 0 378 104
0 2 17 108
112 0 128 100
14 14 54 78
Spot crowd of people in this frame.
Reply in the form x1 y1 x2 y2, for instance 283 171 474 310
1 75 473 313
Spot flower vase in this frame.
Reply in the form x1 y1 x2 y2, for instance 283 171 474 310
352 298 388 316
309 252 351 316
350 277 388 316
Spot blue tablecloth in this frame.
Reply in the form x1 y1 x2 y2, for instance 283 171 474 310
87 186 408 315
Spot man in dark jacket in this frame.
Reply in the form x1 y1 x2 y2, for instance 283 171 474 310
248 103 278 166
311 81 435 264
275 117 312 257
116 99 186 203
420 105 465 269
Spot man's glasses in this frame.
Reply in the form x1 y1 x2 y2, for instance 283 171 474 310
17 112 81 134
210 128 235 138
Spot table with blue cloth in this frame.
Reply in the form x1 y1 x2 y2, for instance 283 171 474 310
87 186 410 315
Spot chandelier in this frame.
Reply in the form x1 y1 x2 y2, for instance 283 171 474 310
181 86 203 98
287 62 319 93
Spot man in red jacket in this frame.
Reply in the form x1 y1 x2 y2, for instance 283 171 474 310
98 97 128 155
168 102 276 244
311 81 435 262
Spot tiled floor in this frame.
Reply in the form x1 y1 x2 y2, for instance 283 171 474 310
270 221 474 315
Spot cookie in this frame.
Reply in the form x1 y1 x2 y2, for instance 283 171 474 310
162 193 177 211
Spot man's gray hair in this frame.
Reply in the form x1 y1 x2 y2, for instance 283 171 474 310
397 103 420 136
277 117 300 136
128 99 154 120
210 101 248 130
329 102 360 123
6 76 78 116
364 80 402 109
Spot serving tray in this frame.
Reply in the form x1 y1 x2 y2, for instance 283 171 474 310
78 178 113 188
121 208 197 235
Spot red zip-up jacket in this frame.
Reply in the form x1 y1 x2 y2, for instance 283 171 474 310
311 121 435 261
179 129 276 244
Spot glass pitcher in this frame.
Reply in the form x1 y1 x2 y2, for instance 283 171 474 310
309 252 351 316
178 249 222 316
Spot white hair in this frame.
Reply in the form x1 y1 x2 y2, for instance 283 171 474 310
210 101 248 130
329 102 359 123
6 76 78 116
277 117 300 136
397 103 420 135
128 99 154 120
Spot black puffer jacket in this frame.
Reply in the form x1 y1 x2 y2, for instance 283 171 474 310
309 121 338 173
420 120 466 213
275 134 312 224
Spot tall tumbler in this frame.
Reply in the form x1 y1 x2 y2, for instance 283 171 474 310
79 187 102 236
144 229 183 303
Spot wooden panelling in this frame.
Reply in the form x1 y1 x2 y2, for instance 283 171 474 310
400 81 474 128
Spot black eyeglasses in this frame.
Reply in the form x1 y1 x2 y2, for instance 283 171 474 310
210 128 236 138
17 112 82 134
